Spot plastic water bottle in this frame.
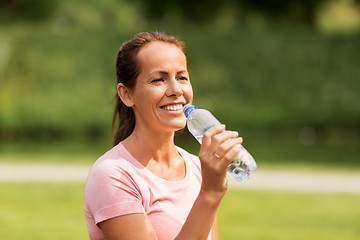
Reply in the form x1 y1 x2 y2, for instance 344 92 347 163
183 104 257 182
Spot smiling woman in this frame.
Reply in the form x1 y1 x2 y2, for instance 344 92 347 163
84 32 244 240
117 41 193 135
111 32 189 145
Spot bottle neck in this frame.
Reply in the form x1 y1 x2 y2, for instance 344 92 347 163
183 104 197 118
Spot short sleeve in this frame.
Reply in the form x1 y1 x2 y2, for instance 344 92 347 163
84 158 146 225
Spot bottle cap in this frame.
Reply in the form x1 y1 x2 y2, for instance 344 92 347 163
183 104 197 118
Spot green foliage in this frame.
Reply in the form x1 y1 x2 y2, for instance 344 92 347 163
130 0 224 23
131 0 333 27
235 0 329 26
0 0 58 22
0 0 359 165
2 23 360 136
181 27 360 129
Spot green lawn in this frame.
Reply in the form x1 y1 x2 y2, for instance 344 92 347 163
1 183 359 240
0 183 88 240
218 189 360 240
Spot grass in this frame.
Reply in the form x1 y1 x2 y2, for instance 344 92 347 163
1 183 359 240
0 183 88 240
218 189 360 240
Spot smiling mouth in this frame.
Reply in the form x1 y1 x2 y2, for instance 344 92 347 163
161 104 184 111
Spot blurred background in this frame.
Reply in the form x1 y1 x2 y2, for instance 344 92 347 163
0 0 359 239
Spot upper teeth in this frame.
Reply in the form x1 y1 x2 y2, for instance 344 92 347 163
162 104 183 111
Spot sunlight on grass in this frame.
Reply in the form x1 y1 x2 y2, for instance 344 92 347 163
218 189 360 240
0 183 88 240
1 183 359 240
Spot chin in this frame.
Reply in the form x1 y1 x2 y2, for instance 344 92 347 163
164 120 187 132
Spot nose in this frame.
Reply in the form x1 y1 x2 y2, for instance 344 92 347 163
166 79 183 97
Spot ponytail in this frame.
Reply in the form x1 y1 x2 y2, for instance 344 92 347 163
112 95 135 146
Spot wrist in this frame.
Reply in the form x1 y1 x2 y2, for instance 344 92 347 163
200 175 228 202
198 187 226 207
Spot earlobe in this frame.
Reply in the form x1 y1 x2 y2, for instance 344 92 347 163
117 83 134 107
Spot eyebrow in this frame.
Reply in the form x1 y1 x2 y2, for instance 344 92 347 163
149 70 188 76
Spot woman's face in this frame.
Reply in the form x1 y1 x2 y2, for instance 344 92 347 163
128 41 193 133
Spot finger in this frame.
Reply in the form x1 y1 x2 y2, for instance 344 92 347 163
208 131 238 158
201 124 226 149
211 130 239 147
210 130 239 158
221 144 242 165
215 137 243 159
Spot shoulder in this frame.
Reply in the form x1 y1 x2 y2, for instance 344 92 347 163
89 143 143 177
84 144 147 229
84 143 145 209
85 144 145 196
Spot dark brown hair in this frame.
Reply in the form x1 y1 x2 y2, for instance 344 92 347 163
112 32 185 146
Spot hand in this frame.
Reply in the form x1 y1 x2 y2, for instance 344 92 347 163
198 124 243 197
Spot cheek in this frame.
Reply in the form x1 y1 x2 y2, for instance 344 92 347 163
133 87 162 104
184 84 193 101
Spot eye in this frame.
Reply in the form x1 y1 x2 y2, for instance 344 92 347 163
178 76 188 81
151 78 164 83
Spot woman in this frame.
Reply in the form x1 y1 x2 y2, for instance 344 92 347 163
84 32 243 240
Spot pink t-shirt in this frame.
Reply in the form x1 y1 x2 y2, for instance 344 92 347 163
84 143 211 240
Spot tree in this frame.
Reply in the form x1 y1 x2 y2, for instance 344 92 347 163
131 0 331 28
0 0 58 21
237 0 329 27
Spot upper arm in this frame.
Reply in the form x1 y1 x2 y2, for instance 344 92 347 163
98 213 157 240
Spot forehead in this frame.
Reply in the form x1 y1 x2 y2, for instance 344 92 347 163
139 41 183 55
136 41 186 69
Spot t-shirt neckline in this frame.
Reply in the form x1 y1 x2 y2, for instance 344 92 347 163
118 142 190 183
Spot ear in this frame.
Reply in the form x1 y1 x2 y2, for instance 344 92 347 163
117 83 134 107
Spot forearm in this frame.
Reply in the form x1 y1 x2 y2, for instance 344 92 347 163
174 126 240 239
211 215 219 240
175 190 224 240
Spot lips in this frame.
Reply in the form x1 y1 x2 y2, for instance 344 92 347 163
160 104 184 111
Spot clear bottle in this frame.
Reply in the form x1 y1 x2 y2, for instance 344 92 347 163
183 104 257 182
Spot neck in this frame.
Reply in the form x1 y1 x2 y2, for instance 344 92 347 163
122 125 178 166
121 123 187 181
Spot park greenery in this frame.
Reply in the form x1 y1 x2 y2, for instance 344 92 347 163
1 2 360 240
0 0 359 166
